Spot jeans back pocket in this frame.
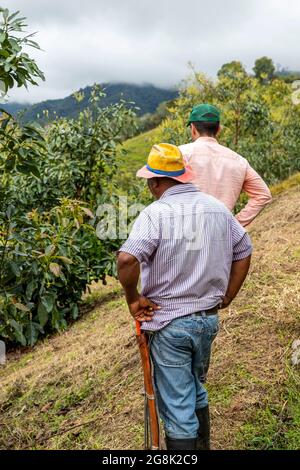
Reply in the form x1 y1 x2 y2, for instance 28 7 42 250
155 326 191 367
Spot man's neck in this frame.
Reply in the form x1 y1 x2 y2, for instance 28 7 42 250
193 134 217 142
156 183 181 199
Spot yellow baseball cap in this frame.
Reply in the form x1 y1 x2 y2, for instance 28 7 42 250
136 143 194 183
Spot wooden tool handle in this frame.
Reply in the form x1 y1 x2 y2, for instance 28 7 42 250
135 320 141 336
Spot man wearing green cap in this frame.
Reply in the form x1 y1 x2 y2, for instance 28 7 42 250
180 104 272 227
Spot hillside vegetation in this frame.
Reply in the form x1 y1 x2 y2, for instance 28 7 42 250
117 128 160 188
1 6 299 451
3 83 177 124
1 176 299 450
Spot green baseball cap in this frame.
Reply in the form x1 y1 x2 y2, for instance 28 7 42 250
187 103 221 126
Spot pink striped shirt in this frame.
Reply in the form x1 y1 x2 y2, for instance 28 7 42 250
179 137 272 227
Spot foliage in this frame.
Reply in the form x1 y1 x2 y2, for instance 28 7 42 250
253 56 275 84
138 100 173 133
0 200 114 346
158 65 300 185
0 7 45 95
117 127 160 189
0 113 44 179
0 88 138 346
217 60 247 79
42 86 137 206
0 8 138 347
2 83 178 125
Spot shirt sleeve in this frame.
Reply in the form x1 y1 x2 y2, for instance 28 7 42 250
118 210 160 264
231 217 253 261
236 163 272 227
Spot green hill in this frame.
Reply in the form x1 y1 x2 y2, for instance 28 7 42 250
118 128 160 184
0 175 300 450
2 83 177 124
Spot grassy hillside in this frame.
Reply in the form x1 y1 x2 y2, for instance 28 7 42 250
0 176 300 450
117 128 160 187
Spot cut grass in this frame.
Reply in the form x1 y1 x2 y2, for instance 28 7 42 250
1 181 300 450
236 366 300 450
0 285 143 450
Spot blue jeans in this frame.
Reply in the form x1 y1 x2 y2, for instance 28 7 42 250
149 313 219 440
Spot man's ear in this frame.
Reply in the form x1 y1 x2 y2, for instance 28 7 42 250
191 123 198 140
150 177 160 189
153 177 160 188
147 177 159 192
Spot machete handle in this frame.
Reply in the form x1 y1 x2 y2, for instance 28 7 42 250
135 320 141 336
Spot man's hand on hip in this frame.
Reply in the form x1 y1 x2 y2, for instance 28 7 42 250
219 295 233 310
128 295 161 323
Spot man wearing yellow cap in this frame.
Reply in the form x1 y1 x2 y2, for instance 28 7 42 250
180 104 272 227
117 144 252 450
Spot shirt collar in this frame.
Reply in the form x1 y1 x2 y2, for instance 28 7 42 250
196 136 218 144
160 183 198 200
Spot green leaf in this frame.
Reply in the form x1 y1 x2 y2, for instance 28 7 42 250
45 244 56 256
8 38 21 52
41 293 56 313
37 302 48 327
9 261 20 276
56 256 73 265
8 319 26 346
5 156 16 171
21 163 40 178
25 321 39 346
26 280 38 300
71 304 79 320
3 9 9 21
7 10 20 22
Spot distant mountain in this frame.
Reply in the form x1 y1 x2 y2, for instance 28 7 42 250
275 69 300 83
0 102 25 115
276 69 300 76
2 83 178 124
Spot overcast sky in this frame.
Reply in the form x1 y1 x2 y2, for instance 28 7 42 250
4 0 300 103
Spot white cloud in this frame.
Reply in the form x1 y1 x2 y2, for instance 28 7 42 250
4 0 300 103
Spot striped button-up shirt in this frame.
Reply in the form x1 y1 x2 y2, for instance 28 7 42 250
119 183 252 331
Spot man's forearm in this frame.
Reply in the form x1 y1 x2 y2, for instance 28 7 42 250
236 167 272 227
117 252 140 303
225 255 251 303
236 199 270 227
117 252 159 322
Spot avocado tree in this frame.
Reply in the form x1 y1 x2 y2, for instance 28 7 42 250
0 7 45 97
158 63 300 184
0 8 137 346
253 57 275 84
217 61 247 80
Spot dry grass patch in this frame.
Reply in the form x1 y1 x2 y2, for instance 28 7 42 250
1 185 300 449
